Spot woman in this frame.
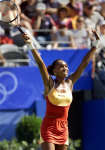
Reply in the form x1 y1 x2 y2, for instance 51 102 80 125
23 30 99 150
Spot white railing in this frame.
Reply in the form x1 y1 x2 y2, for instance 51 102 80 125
10 27 90 49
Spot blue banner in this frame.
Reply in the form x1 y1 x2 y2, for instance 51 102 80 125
0 66 40 110
0 49 92 110
82 100 105 150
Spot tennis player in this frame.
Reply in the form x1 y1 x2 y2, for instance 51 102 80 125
23 30 99 150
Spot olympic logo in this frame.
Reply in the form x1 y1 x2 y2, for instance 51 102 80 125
0 71 18 105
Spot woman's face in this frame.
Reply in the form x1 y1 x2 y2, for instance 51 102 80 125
53 60 69 78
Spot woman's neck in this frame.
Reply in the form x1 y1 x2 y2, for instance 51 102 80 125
55 78 65 84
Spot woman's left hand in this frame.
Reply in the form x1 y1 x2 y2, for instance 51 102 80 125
92 30 100 40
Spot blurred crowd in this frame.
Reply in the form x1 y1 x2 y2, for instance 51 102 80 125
0 0 105 72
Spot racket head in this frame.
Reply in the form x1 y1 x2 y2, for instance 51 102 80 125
0 0 18 24
0 0 25 34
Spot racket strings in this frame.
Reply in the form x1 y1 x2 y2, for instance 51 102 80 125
0 0 24 33
0 0 18 23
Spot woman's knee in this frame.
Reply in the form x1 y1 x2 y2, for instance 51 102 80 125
55 144 68 150
41 142 55 150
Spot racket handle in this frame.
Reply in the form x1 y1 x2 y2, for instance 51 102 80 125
17 26 25 34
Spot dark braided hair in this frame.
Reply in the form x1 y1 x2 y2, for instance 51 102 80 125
47 59 63 75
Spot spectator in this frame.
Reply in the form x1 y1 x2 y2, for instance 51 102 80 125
66 3 80 29
55 6 72 29
0 28 14 45
68 16 91 49
34 2 57 47
52 24 75 49
86 0 105 12
95 21 105 53
95 48 105 71
43 0 62 22
0 36 14 45
20 0 38 20
83 1 104 29
90 21 105 74
67 0 83 16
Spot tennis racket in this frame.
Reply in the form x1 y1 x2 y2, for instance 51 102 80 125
0 0 36 49
0 0 24 33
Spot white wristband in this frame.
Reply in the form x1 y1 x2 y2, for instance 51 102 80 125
27 42 36 50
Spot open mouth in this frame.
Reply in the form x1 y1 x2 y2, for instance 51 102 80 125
62 70 68 75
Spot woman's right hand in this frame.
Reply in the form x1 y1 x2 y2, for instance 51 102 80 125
22 34 32 45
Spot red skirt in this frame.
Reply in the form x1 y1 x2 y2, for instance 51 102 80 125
40 117 69 145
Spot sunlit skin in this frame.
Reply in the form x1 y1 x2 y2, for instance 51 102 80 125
53 60 69 80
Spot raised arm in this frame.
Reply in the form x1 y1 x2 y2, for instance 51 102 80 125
23 34 50 89
68 30 100 84
69 47 96 84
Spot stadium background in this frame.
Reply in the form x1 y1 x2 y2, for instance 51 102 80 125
0 0 105 150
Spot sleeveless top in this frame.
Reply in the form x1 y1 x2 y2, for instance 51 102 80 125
47 82 72 107
40 82 72 145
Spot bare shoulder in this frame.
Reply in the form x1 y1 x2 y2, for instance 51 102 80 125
66 78 73 91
